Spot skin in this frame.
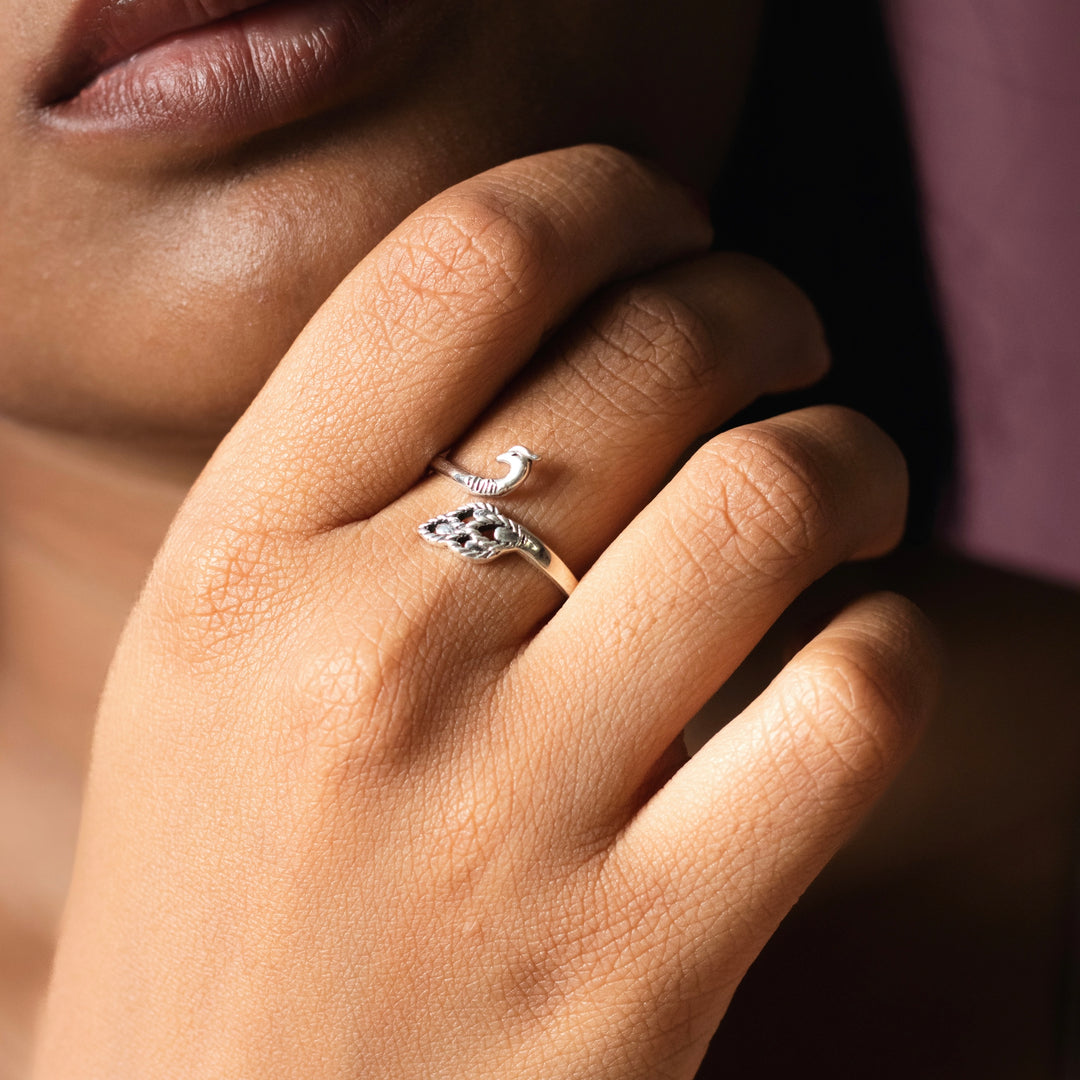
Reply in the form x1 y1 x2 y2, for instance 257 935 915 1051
32 147 936 1078
0 1 1072 1077
0 1 760 437
0 7 763 1068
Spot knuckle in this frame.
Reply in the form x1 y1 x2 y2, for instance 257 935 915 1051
581 284 716 413
281 620 416 777
388 186 559 315
287 634 389 730
151 522 294 667
690 424 839 579
781 639 911 793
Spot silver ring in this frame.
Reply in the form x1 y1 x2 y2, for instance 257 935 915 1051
418 502 577 596
430 444 539 497
419 445 577 596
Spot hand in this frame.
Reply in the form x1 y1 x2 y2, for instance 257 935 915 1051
35 146 937 1079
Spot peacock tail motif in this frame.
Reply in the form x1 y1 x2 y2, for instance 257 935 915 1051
418 502 545 563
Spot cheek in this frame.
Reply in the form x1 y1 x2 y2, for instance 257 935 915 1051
0 122 490 438
0 13 574 441
0 6 535 439
0 1 761 440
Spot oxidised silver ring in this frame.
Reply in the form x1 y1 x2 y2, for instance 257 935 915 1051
418 501 577 596
419 446 577 596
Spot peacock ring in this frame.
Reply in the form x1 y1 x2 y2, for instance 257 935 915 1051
418 446 577 596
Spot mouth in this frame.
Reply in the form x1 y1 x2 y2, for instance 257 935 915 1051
39 0 433 143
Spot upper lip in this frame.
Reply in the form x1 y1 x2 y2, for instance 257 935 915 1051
43 0 274 104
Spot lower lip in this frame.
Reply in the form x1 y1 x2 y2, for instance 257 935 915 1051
43 0 421 142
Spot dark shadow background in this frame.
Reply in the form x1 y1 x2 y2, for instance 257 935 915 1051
711 0 953 544
690 2 1080 1077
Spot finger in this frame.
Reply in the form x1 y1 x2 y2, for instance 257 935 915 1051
196 145 713 533
514 406 909 816
600 593 937 1010
377 253 829 652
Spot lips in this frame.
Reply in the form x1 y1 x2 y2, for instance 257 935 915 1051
45 0 269 101
39 0 433 142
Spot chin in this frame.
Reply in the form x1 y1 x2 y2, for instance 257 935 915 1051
0 137 483 444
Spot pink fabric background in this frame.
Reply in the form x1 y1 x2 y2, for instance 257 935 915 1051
886 0 1080 585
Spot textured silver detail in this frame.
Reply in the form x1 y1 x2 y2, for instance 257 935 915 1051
431 445 539 497
418 502 547 564
417 502 576 596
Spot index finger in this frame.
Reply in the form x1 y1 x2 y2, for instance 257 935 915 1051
197 145 712 533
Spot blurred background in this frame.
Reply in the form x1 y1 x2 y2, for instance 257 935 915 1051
693 2 1080 1076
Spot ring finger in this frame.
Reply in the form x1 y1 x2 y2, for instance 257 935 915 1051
365 252 830 656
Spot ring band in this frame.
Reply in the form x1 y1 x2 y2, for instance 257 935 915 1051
430 445 539 498
418 502 578 596
421 444 576 595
